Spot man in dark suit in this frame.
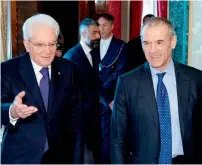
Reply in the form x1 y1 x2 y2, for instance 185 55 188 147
97 13 128 163
111 17 202 164
1 14 80 164
127 14 155 71
63 18 102 164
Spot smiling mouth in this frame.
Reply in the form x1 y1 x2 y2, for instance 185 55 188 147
41 57 51 59
151 56 161 59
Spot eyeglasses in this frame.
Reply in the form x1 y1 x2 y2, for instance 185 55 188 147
28 40 57 50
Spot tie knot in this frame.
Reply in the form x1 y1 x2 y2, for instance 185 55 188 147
40 67 49 77
157 72 166 81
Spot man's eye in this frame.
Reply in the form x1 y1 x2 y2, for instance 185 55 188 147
49 44 56 47
157 41 163 44
37 44 44 47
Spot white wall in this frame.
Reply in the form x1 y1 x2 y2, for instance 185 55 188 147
188 1 202 71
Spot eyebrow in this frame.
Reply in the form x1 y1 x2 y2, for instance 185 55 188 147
33 40 57 44
157 40 164 42
142 40 165 43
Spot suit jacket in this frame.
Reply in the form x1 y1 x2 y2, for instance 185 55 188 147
110 61 202 164
63 43 102 163
99 36 128 106
127 36 147 72
1 53 80 164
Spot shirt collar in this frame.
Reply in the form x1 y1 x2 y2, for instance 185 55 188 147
30 58 51 74
150 59 175 77
80 40 92 55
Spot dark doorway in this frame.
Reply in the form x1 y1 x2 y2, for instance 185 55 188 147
37 1 79 53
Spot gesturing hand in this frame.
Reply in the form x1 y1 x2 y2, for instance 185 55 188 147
10 91 38 119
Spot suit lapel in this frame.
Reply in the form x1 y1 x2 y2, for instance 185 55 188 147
78 44 93 69
90 48 100 72
47 59 61 117
139 62 159 129
101 36 119 65
174 62 189 141
18 54 46 118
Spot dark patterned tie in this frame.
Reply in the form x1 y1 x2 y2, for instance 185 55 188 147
156 72 172 164
39 67 50 152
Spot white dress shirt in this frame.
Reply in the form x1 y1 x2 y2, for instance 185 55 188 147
149 59 184 158
100 35 113 60
80 41 93 66
9 59 51 125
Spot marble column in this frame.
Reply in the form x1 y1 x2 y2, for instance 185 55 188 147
169 1 189 64
188 1 202 71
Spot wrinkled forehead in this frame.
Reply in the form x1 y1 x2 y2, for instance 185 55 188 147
141 23 170 40
30 24 57 41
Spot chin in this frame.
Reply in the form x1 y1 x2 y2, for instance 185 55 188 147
41 59 53 67
150 62 162 69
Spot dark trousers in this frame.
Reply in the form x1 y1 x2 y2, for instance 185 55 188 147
41 150 54 164
172 155 185 164
100 103 112 164
40 149 71 164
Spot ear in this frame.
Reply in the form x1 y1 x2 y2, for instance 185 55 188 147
111 23 114 31
82 30 87 38
23 40 30 52
171 35 177 49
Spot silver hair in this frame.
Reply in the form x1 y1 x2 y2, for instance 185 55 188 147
22 13 60 40
141 17 176 39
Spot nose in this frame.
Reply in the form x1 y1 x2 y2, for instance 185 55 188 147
44 45 51 54
96 33 100 39
149 43 157 53
99 25 104 31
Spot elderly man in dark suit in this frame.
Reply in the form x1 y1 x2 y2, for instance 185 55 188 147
111 17 202 164
63 18 102 164
1 14 80 164
97 13 128 163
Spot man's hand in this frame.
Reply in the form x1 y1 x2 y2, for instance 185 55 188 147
10 91 38 119
109 100 114 110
